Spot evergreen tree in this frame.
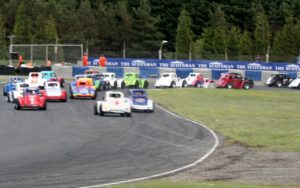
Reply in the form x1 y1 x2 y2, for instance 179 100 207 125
253 4 271 56
175 9 194 59
44 16 58 43
13 2 33 43
115 1 133 44
132 0 163 51
76 0 98 45
238 30 254 60
0 15 7 58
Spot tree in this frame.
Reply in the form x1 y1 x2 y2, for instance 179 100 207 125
238 30 254 60
253 4 271 56
13 2 33 43
115 1 133 44
44 16 58 43
76 0 98 45
0 15 7 58
132 0 163 51
175 9 194 59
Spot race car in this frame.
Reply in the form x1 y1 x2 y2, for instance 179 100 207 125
154 72 187 88
25 72 46 89
69 78 97 99
288 75 300 89
120 72 148 89
42 81 67 102
41 71 65 88
3 76 24 96
7 82 29 103
216 73 254 89
265 73 293 87
74 74 110 91
94 91 131 117
184 72 215 88
84 69 101 75
102 72 125 89
14 87 47 110
129 89 154 112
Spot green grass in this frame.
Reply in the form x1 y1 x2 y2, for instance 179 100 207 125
148 88 300 152
110 180 286 188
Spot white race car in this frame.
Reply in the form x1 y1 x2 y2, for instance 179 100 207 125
288 75 300 89
102 72 125 89
42 81 67 102
25 72 46 88
7 82 29 103
154 72 187 88
94 91 131 117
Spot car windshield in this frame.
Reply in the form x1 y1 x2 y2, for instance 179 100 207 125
133 91 145 96
109 93 121 98
26 89 39 95
125 74 133 78
48 83 58 87
31 73 39 77
190 74 195 77
104 74 110 77
162 74 169 78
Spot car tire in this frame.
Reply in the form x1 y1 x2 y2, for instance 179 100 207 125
125 113 131 117
243 83 250 90
170 81 175 88
143 80 149 89
121 82 125 89
61 79 65 88
14 100 21 110
41 103 47 110
227 83 233 89
94 104 98 115
92 91 97 99
276 80 283 87
134 81 139 89
182 81 187 88
99 105 104 116
196 82 202 88
113 81 117 89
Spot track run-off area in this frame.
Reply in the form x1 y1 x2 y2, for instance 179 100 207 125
0 86 218 188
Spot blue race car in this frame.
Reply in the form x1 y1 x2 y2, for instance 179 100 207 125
3 77 24 96
129 89 154 112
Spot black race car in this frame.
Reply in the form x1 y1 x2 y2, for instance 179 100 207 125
265 73 292 87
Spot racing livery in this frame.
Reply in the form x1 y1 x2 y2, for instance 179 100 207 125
288 75 300 89
69 78 97 99
14 87 47 110
154 72 187 88
75 74 110 91
42 81 67 102
3 76 24 96
25 72 46 89
7 82 29 103
216 73 254 89
129 89 154 112
120 73 148 89
184 72 215 88
265 73 293 87
94 91 131 117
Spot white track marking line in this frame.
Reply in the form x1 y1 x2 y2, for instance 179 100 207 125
78 104 219 188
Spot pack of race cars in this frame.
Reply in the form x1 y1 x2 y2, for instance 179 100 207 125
2 70 299 112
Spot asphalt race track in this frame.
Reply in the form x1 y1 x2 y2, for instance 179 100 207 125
0 86 217 188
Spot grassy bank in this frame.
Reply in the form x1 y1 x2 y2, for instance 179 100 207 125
148 88 300 152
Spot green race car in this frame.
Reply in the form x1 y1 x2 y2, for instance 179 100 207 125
122 73 149 89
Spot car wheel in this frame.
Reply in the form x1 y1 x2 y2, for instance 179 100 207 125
94 104 98 115
121 81 125 89
134 81 139 89
3 88 6 96
61 79 65 88
99 105 104 116
182 81 187 88
107 82 111 90
298 84 300 89
143 80 149 89
92 91 97 99
196 82 202 88
243 83 250 90
276 80 283 87
41 103 47 110
125 113 131 117
227 83 233 89
170 81 175 88
14 100 21 110
113 81 117 89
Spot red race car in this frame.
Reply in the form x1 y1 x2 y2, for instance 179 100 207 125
216 73 254 90
14 87 47 110
42 81 67 102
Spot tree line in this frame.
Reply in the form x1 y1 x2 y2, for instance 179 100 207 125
1 0 300 62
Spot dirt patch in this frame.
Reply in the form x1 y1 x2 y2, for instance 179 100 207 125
166 143 300 186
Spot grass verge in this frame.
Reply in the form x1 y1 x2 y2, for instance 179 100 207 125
148 88 300 152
